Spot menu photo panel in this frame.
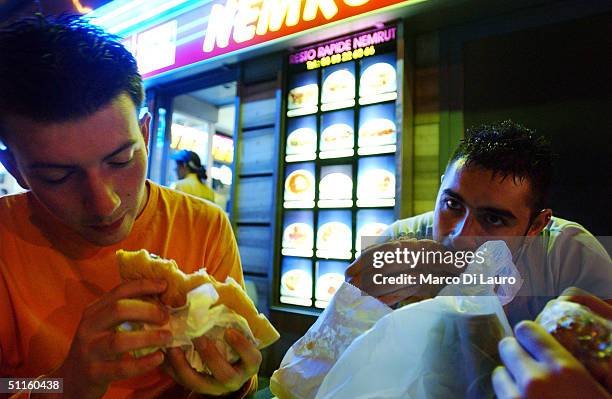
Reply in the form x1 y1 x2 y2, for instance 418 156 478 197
318 164 353 208
316 209 353 260
319 109 355 159
281 210 314 258
286 115 317 162
359 52 397 105
321 61 356 112
280 257 313 307
315 260 348 308
287 70 319 117
358 102 397 155
356 209 395 256
356 155 396 207
283 162 316 209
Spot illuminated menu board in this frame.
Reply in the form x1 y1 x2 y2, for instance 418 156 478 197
278 25 398 309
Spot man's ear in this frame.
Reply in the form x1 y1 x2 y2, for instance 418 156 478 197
0 148 29 189
526 208 552 236
139 112 151 153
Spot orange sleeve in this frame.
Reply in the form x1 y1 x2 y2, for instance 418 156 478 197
207 208 245 289
0 259 18 373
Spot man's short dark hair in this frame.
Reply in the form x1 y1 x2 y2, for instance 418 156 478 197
448 120 554 213
0 13 143 125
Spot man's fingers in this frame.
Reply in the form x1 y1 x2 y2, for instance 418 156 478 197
193 335 240 386
96 298 168 331
513 321 574 366
559 287 612 319
94 329 172 360
498 335 540 387
166 347 228 396
491 366 521 399
107 279 168 302
225 328 262 376
94 351 164 382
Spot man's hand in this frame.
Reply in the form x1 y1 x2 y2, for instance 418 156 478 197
165 328 262 396
492 287 611 399
47 279 172 399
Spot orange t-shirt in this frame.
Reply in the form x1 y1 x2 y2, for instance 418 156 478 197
0 181 255 398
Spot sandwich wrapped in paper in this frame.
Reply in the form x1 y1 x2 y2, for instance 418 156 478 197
271 240 521 399
536 299 611 392
116 249 280 372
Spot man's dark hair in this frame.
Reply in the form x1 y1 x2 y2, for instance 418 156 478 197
0 13 143 124
448 120 554 213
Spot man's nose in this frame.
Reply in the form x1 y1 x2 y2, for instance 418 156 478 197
82 173 120 218
449 213 481 250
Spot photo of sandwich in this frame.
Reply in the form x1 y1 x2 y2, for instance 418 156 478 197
357 169 395 199
288 84 318 109
356 222 389 252
315 272 345 302
359 118 396 147
320 123 354 151
359 62 397 97
322 69 355 104
319 173 353 200
317 222 352 250
285 170 315 200
282 223 314 249
286 127 317 155
281 269 312 298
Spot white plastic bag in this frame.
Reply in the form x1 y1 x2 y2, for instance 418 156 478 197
315 241 519 399
270 282 392 399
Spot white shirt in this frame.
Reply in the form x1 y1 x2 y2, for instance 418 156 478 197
382 212 612 325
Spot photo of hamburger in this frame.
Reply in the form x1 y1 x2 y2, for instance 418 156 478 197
288 84 318 109
315 272 345 302
281 269 312 298
322 69 355 104
357 169 395 199
282 223 314 249
316 222 352 251
286 127 317 155
358 118 396 147
320 123 354 151
319 172 353 200
359 62 397 97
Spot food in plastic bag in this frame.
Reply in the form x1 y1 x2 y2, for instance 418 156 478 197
315 240 519 399
270 282 392 399
536 299 612 392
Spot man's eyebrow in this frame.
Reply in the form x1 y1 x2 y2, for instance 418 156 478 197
442 189 517 220
478 207 517 220
102 140 136 161
29 141 136 169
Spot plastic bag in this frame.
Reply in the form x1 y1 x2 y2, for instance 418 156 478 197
315 240 519 399
270 282 392 399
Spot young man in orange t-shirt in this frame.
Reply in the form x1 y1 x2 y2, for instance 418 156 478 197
0 14 258 398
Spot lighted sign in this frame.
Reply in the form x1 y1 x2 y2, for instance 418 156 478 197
290 26 397 70
212 134 234 163
91 0 411 79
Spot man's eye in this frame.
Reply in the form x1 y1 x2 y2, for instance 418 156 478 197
484 214 504 227
39 172 72 184
108 158 133 168
445 198 462 210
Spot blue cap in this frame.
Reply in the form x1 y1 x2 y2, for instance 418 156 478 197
170 150 192 163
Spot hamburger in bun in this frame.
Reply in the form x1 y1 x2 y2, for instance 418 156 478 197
116 249 280 349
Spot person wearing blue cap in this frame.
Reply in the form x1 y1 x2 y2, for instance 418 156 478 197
171 150 216 202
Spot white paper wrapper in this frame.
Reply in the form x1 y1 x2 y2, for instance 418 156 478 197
121 282 258 373
270 282 392 399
